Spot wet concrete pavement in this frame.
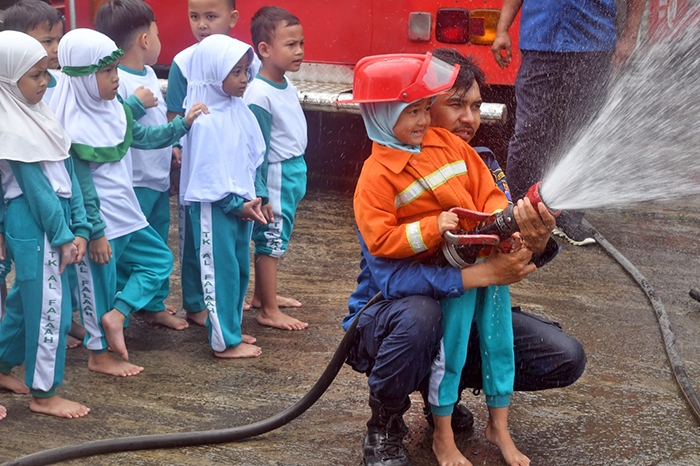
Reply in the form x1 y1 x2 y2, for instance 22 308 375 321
1 190 699 465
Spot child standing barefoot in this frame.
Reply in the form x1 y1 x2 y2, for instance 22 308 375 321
0 31 91 418
180 35 267 358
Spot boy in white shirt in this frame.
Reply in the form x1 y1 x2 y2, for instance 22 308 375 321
95 0 188 331
244 6 308 331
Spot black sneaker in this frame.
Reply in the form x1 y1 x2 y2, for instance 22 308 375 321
552 223 596 246
424 403 475 434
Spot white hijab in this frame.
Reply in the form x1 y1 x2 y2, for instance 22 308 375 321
49 29 126 148
181 34 266 205
0 30 70 163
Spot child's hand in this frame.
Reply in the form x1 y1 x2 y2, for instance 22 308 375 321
0 233 5 261
89 236 113 265
73 236 88 264
59 241 78 275
438 211 459 235
261 203 275 223
185 103 209 127
238 197 267 224
133 86 158 109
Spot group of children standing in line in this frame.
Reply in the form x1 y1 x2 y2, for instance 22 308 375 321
0 1 534 465
0 0 308 420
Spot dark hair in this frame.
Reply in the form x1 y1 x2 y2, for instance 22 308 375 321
3 0 63 33
431 47 486 97
250 6 300 59
95 0 155 49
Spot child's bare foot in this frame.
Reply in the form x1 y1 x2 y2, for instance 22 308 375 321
242 334 257 344
0 373 29 394
144 310 189 330
69 320 87 340
101 309 128 360
214 342 262 358
485 421 530 466
165 304 177 315
250 295 302 309
243 301 251 311
88 352 144 377
257 309 308 330
186 309 208 327
0 404 6 420
29 395 90 419
66 335 82 349
433 416 473 466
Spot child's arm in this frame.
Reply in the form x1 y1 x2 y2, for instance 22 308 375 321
7 161 76 249
129 103 208 150
247 103 271 208
165 60 187 121
71 155 107 241
354 186 443 259
214 194 266 224
64 157 93 263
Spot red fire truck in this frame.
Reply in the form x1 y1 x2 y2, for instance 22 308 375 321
57 0 519 185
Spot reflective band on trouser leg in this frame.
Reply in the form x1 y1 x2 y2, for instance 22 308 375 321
199 202 226 352
76 256 109 352
29 236 71 393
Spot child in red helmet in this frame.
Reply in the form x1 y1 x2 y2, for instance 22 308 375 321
340 53 532 466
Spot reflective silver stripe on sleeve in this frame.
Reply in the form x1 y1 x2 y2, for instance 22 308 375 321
406 221 427 254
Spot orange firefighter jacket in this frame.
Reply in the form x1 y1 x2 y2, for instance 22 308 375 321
354 127 508 260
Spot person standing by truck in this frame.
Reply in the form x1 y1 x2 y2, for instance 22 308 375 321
491 0 645 245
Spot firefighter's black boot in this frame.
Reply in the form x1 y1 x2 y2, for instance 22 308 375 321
363 393 412 466
419 386 474 434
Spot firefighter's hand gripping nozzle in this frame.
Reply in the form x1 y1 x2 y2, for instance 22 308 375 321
440 182 559 268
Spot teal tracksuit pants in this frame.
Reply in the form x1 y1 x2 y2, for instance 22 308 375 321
77 225 173 352
0 197 73 397
115 187 172 312
429 285 515 415
189 202 251 351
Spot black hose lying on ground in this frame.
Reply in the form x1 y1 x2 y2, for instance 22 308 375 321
584 219 700 424
1 293 385 466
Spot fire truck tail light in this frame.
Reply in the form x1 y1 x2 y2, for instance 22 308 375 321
469 9 501 45
436 8 470 44
408 12 432 42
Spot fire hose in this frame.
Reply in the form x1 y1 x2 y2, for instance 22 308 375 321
3 184 699 465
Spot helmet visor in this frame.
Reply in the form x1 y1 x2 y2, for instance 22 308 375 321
402 53 459 102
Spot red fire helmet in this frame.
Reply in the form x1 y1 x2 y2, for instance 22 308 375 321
336 52 460 104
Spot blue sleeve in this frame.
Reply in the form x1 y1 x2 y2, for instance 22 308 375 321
473 146 512 203
248 103 271 204
344 228 464 330
72 154 106 240
131 115 190 150
166 61 187 114
64 157 92 241
8 160 75 248
123 94 147 120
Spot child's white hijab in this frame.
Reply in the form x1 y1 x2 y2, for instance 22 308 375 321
0 30 70 162
50 29 126 148
181 34 265 205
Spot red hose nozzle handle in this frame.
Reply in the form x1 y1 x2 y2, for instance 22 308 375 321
524 182 560 217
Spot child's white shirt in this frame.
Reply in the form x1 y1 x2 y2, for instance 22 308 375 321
118 65 171 192
243 76 307 164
